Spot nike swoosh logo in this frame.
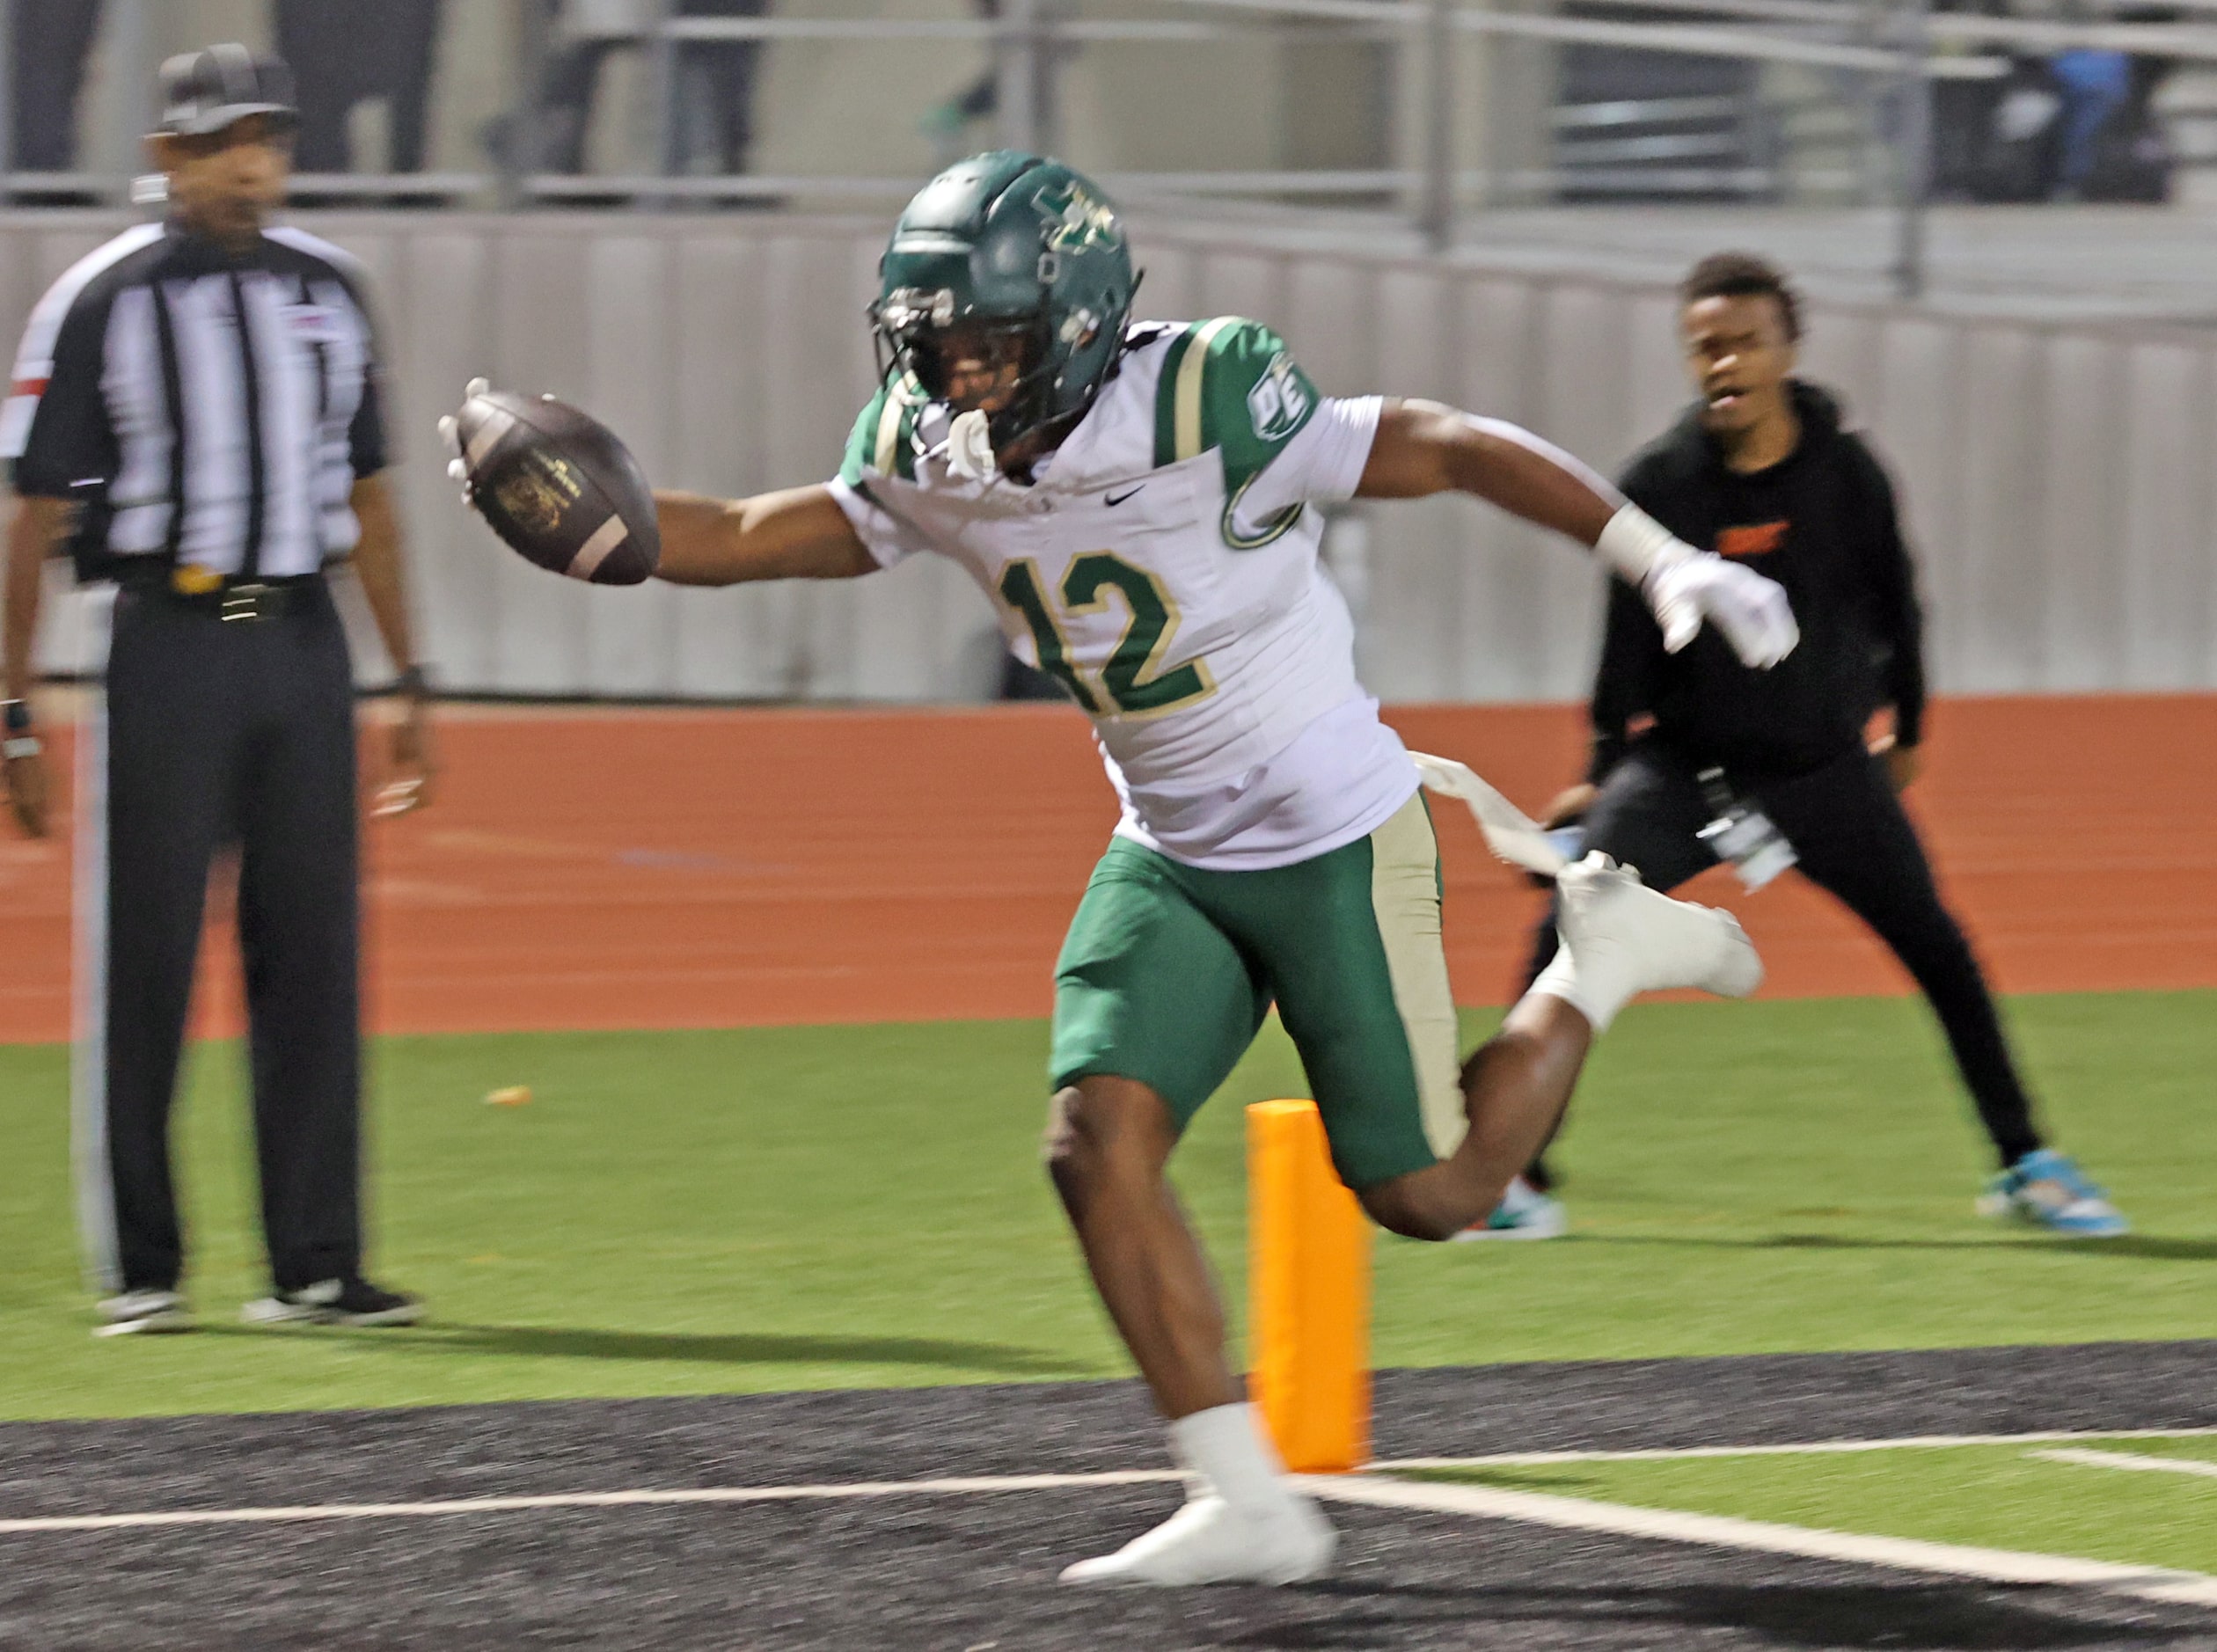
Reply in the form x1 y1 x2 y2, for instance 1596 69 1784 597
1105 486 1145 507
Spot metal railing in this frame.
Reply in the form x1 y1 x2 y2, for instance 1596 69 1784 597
534 0 2008 293
0 0 2205 299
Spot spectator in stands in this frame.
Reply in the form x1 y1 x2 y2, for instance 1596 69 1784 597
2049 47 2133 195
516 0 766 177
670 0 767 176
520 0 646 175
921 0 1001 165
11 0 104 197
274 0 444 181
1964 18 2175 204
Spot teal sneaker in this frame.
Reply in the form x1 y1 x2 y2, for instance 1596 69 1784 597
1977 1149 2129 1237
1454 1176 1568 1241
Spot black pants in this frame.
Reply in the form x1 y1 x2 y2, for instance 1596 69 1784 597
275 0 444 173
11 0 104 172
534 8 764 176
78 582 362 1295
1520 742 2045 1188
671 0 767 174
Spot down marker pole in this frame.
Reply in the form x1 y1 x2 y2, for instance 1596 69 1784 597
1246 1099 1372 1473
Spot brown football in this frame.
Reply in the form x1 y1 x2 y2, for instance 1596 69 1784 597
453 389 660 585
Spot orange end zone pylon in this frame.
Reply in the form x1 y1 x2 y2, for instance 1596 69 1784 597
1246 1099 1372 1473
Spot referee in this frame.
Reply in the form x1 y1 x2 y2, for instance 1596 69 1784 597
0 47 434 1334
1475 252 2128 1241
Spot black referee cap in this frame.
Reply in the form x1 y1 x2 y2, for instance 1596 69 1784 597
157 44 298 138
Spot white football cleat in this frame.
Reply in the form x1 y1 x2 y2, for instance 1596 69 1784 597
1059 1490 1336 1587
1558 852 1763 1002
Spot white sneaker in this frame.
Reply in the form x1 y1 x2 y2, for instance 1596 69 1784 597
94 1289 190 1337
241 1276 423 1327
1454 1174 1569 1240
1059 1490 1336 1586
1557 852 1763 1001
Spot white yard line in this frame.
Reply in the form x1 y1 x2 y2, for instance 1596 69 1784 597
1376 1426 2217 1470
12 1430 2217 1623
10 1427 2213 1534
0 1471 1189 1535
2034 1448 2217 1481
1309 1474 2217 1609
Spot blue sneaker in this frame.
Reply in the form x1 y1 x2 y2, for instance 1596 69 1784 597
1454 1176 1568 1241
1977 1149 2129 1237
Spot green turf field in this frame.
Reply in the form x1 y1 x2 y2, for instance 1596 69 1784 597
0 989 2208 1422
1397 1436 2217 1575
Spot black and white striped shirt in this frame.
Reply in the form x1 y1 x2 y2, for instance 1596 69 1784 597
1 220 388 582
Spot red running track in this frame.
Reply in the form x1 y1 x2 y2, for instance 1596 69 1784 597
0 695 2208 1044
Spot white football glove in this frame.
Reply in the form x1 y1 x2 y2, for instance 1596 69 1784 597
435 378 493 501
1595 505 1798 669
1644 546 1799 669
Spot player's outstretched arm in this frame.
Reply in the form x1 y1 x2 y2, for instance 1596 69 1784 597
440 381 876 588
1357 398 1798 669
652 484 877 586
1357 398 1621 543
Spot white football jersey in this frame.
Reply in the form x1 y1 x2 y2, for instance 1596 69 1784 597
830 317 1417 870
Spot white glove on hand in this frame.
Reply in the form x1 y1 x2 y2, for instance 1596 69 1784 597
435 378 493 502
1644 546 1799 668
1595 504 1798 669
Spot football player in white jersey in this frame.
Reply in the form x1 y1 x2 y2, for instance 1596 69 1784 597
452 152 1797 1586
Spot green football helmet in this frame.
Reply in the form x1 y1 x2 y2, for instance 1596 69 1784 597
870 151 1137 450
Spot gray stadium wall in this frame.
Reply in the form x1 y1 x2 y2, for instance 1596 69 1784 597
4 210 2213 702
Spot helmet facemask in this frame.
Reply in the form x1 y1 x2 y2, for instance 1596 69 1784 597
872 295 1070 453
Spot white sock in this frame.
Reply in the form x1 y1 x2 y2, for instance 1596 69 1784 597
1526 939 1625 1033
1170 1403 1293 1513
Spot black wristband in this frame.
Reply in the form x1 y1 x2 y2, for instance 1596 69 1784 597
394 665 428 699
1 699 30 734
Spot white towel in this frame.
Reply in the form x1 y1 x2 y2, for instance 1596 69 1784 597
1410 752 1569 877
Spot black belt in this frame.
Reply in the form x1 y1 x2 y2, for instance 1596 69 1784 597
151 568 321 623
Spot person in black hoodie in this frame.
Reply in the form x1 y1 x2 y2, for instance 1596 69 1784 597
1467 252 2129 1242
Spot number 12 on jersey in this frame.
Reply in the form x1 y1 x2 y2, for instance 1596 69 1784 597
999 554 1215 717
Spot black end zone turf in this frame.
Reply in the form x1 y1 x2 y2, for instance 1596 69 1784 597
1 1341 2212 1650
